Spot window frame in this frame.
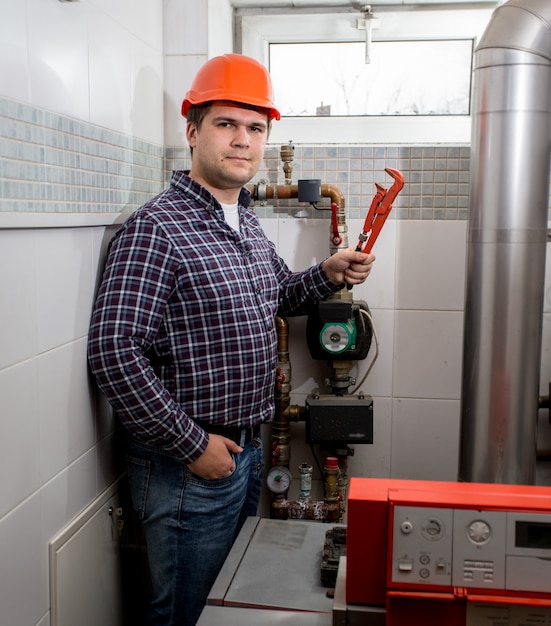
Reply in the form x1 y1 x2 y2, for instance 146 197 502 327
235 5 498 144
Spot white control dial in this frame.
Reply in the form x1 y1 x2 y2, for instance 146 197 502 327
467 520 491 544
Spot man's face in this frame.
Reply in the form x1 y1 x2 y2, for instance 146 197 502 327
186 102 269 200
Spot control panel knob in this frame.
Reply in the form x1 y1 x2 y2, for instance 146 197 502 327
421 517 445 541
467 520 491 544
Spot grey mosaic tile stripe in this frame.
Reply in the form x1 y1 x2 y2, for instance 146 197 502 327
0 98 164 213
165 143 474 220
3 98 550 220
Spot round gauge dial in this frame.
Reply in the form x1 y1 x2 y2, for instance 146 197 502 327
421 517 445 541
266 466 292 493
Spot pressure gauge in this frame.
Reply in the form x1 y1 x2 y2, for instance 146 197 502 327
266 466 292 494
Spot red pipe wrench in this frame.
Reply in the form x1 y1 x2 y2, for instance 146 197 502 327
355 167 404 254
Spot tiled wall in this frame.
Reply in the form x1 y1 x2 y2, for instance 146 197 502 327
2 96 551 624
0 98 164 214
3 100 545 222
167 143 473 221
0 222 122 626
0 97 474 219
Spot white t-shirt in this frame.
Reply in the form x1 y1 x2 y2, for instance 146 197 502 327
220 202 240 232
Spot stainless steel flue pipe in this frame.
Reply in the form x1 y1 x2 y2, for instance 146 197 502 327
459 0 551 484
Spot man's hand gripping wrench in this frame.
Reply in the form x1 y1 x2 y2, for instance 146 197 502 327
347 167 404 289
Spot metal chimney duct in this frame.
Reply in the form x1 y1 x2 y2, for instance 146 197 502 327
459 0 551 484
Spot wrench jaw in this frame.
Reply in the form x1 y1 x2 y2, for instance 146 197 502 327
359 167 404 254
356 182 386 252
346 167 404 291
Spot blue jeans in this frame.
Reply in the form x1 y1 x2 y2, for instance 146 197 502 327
125 434 264 626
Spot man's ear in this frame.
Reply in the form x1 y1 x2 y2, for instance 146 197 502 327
186 122 197 148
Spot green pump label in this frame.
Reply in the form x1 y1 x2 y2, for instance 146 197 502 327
319 320 357 354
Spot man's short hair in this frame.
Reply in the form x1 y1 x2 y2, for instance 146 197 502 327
186 101 272 134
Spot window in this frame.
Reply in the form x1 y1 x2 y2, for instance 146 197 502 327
236 5 498 144
270 39 474 117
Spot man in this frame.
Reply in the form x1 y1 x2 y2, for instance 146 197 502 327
88 53 375 625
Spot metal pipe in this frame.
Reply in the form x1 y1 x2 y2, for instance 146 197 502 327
459 0 551 483
247 182 346 210
270 497 340 522
272 316 292 470
280 141 295 185
247 180 349 262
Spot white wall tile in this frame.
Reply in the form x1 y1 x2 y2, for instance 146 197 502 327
41 451 97 548
0 229 37 369
0 360 40 518
391 397 460 481
355 308 394 398
348 217 397 310
207 0 234 57
27 0 90 120
96 431 121 493
277 217 336 270
395 220 467 311
0 0 30 102
38 339 95 482
41 450 98 555
4 0 164 137
164 0 208 55
393 310 463 399
258 217 278 247
164 54 205 145
131 40 164 144
0 493 45 626
90 0 163 52
34 228 96 353
88 11 133 135
348 396 392 479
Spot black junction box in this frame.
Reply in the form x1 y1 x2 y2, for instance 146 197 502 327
305 394 373 444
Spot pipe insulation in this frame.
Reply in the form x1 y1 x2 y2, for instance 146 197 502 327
459 0 551 483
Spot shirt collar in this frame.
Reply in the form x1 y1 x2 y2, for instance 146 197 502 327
170 170 252 210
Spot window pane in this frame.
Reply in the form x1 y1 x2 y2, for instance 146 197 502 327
269 40 474 117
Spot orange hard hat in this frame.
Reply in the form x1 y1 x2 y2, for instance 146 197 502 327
182 54 281 121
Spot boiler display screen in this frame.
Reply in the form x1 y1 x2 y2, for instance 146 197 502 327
516 521 551 550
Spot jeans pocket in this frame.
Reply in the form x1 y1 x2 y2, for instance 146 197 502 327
229 451 238 475
126 455 151 520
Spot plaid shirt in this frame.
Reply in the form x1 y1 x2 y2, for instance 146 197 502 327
88 171 338 463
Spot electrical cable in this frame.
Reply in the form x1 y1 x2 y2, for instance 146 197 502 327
349 307 379 394
310 443 324 481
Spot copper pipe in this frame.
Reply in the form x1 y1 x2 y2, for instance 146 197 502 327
275 315 289 360
247 183 346 210
272 316 291 471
